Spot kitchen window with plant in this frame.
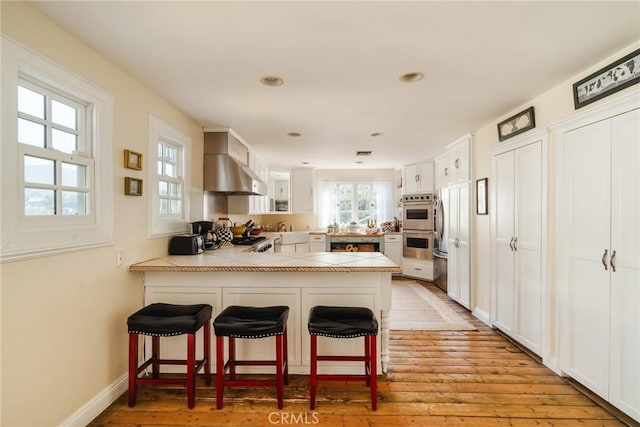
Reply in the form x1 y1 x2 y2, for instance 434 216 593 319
1 37 113 262
147 115 191 237
318 181 393 229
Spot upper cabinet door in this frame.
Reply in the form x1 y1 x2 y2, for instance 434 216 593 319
434 152 449 190
402 161 434 194
447 135 471 184
291 168 314 213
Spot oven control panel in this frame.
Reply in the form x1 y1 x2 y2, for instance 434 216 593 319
402 193 433 203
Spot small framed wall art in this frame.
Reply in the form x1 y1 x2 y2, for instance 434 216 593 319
476 178 488 215
572 48 640 109
124 149 143 170
497 107 535 142
124 177 143 196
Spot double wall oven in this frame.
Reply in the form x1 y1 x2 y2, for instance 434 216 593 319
402 193 434 260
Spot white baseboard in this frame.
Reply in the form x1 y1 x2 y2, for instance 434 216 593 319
59 373 127 427
472 307 491 327
542 356 562 375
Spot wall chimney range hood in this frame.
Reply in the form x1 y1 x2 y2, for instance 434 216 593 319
203 131 267 196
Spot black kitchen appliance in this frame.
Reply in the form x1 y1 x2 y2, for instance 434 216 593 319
191 221 216 249
169 234 204 255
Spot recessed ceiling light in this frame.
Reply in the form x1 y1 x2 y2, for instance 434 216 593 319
399 72 424 83
370 132 384 137
288 132 301 137
260 75 284 87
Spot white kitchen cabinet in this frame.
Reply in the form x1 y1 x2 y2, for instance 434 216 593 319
274 180 289 201
447 182 470 309
434 152 449 190
402 161 434 194
269 170 291 213
383 234 402 273
309 234 327 252
281 243 309 253
446 134 471 185
556 99 639 423
401 258 434 281
489 131 546 356
291 168 314 213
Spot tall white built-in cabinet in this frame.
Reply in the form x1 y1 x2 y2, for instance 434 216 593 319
488 130 547 357
555 93 639 423
446 134 472 309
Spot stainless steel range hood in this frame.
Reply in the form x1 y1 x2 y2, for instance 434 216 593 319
203 131 267 196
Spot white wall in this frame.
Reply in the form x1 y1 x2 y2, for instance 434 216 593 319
470 41 640 363
0 2 204 425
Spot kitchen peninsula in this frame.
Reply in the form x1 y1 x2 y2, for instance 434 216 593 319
129 248 400 374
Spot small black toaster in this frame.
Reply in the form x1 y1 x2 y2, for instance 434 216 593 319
168 234 204 255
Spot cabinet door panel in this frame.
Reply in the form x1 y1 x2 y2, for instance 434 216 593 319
564 120 612 398
447 185 460 301
493 151 516 332
609 109 640 421
514 142 542 353
457 183 470 308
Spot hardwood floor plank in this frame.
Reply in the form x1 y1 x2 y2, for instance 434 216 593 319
89 280 628 426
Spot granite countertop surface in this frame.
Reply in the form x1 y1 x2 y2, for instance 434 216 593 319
129 248 401 273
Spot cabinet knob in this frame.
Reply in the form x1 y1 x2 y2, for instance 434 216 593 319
444 167 448 176
454 158 460 169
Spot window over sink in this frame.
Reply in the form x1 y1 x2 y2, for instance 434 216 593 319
318 180 393 229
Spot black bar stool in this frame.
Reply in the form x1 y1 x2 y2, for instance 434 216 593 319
127 303 212 408
213 305 289 409
308 305 378 410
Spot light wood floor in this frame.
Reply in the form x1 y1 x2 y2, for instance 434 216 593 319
90 281 628 427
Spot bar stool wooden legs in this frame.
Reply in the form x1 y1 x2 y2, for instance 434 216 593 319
308 305 378 410
214 305 290 409
127 303 212 409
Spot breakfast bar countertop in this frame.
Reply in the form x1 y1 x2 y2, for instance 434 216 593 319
129 249 401 273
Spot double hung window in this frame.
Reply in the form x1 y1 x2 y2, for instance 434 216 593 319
148 115 190 236
18 79 93 217
2 37 113 261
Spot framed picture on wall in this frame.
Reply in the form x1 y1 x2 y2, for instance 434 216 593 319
497 107 535 141
124 149 143 170
573 48 640 109
476 178 488 215
124 177 143 196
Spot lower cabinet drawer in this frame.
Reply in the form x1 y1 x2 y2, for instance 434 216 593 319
401 258 434 281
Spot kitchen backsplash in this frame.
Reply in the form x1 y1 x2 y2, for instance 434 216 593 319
201 192 319 231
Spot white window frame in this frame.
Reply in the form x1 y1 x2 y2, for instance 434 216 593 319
318 179 394 228
148 115 191 237
1 36 114 262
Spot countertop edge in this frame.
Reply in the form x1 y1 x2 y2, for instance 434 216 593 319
129 265 401 273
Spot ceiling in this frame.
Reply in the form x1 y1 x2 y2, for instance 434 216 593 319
31 1 640 170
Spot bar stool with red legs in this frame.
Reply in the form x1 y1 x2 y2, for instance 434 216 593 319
213 305 289 409
127 303 212 409
307 305 379 410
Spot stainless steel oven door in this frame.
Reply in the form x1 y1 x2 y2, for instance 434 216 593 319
402 231 434 260
402 202 434 230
